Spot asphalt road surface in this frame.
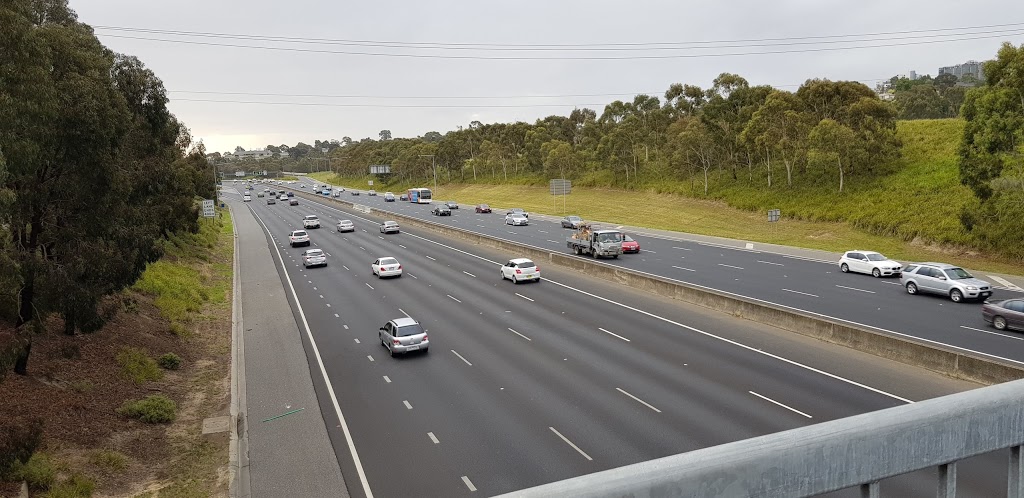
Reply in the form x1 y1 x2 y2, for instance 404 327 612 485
282 178 1024 368
229 184 1006 497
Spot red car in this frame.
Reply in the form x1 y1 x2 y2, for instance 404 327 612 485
475 204 492 213
622 235 640 253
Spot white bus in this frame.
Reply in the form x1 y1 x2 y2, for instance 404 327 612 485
407 188 432 204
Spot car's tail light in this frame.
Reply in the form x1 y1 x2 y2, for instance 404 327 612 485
393 339 401 345
535 266 540 271
516 269 522 274
422 335 428 341
397 265 402 270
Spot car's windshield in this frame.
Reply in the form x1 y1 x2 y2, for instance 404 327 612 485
597 232 622 243
480 204 489 208
396 324 424 337
866 253 887 261
380 258 398 265
568 216 581 221
946 267 973 279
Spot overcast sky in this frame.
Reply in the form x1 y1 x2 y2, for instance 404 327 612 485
72 0 1023 155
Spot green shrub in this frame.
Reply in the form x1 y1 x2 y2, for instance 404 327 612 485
91 450 128 472
10 452 56 490
118 395 176 423
116 348 163 385
158 353 182 370
42 473 95 498
168 321 189 337
0 418 43 477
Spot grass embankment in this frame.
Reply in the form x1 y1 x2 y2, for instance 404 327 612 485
310 120 1021 274
0 209 235 497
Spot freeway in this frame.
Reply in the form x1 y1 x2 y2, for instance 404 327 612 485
231 185 1004 497
286 177 1024 367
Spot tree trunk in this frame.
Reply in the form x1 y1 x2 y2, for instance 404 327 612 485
765 147 772 188
703 164 709 196
783 156 793 187
838 157 844 193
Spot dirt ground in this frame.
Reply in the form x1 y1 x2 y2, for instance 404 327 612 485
0 274 232 496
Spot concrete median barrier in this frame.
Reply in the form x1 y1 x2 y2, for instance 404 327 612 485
289 189 1024 385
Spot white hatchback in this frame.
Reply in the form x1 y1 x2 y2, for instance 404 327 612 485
839 250 902 278
243 195 251 202
302 215 321 229
372 257 403 278
500 258 540 283
337 220 355 232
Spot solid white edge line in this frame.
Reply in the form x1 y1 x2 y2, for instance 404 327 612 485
598 327 631 342
249 209 374 498
835 284 876 294
960 325 1024 341
508 327 532 341
451 349 473 366
616 387 661 413
549 426 593 461
749 390 813 418
461 476 477 492
279 188 956 400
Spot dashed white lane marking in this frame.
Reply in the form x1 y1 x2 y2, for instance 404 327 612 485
537 230 548 234
426 255 436 261
461 476 477 492
616 387 661 413
782 288 819 298
366 283 374 290
378 236 384 240
643 250 657 254
750 391 812 418
403 400 413 409
383 375 391 383
399 244 407 249
343 325 349 330
546 240 559 243
884 281 902 285
319 294 324 299
313 286 318 290
508 328 532 341
359 246 366 251
367 355 374 362
451 350 473 366
598 327 630 342
463 271 477 278
334 313 340 317
836 284 875 294
447 294 462 303
515 293 534 302
428 432 439 444
354 338 361 344
672 246 692 251
326 303 332 307
549 427 593 461
960 325 1024 341
398 308 411 318
718 263 745 270
408 273 418 279
343 265 350 271
758 260 785 266
672 265 696 272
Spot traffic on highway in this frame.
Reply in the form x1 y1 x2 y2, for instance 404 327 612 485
225 179 1008 497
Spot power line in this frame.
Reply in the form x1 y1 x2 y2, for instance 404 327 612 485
171 98 610 108
98 30 1023 61
92 21 1024 49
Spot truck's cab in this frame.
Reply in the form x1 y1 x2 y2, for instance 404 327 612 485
567 225 623 258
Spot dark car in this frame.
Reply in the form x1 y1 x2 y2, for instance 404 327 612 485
561 215 583 229
287 192 294 197
475 204 491 213
982 299 1024 331
400 194 409 201
289 198 299 206
432 205 452 216
446 201 459 209
351 191 361 196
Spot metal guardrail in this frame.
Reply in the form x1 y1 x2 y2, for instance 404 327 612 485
495 379 1024 498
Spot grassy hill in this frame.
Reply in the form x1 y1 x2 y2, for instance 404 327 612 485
310 119 1020 274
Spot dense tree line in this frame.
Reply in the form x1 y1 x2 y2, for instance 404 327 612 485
958 43 1024 259
887 73 971 120
0 0 212 376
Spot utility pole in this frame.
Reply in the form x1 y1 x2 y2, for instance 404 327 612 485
322 147 330 175
419 154 437 197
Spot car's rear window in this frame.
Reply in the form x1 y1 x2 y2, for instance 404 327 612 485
293 231 307 236
380 258 398 265
307 250 323 256
396 324 423 337
340 220 352 225
305 215 318 220
904 265 918 273
516 261 535 269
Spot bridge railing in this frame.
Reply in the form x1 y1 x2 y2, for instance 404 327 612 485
495 379 1024 498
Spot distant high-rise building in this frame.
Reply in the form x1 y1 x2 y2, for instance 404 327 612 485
909 70 918 80
939 60 984 80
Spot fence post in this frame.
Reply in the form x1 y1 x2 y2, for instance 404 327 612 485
1011 445 1024 498
937 462 956 498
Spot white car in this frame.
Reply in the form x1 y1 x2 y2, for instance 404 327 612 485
289 230 310 247
839 250 902 278
505 213 529 226
332 190 341 198
368 190 377 196
380 221 400 234
302 248 327 268
278 194 287 201
500 258 540 284
372 257 403 278
243 195 251 202
337 220 355 232
302 215 321 229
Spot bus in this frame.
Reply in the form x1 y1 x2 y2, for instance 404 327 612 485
407 188 432 204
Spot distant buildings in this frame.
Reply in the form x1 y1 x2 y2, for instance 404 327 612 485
939 60 984 81
226 149 275 161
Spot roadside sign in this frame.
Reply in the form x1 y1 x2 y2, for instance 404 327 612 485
368 180 374 186
202 199 216 218
549 179 572 195
768 209 781 222
369 165 391 174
